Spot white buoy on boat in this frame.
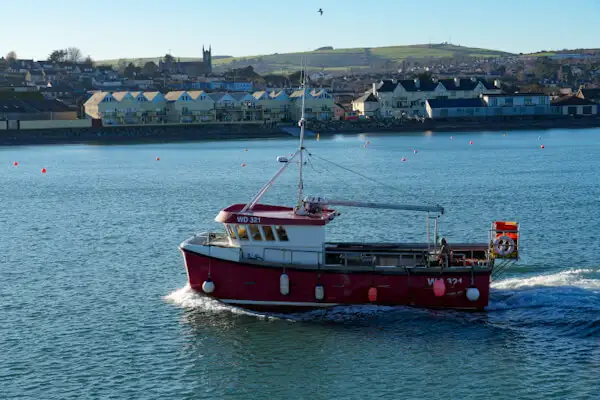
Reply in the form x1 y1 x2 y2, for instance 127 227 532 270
466 287 480 302
280 272 290 295
202 279 215 294
315 284 324 300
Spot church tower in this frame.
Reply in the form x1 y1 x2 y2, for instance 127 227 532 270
202 45 212 74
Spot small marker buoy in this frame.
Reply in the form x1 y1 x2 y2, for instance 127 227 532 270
503 133 507 136
469 140 474 145
538 136 542 140
366 140 370 145
413 149 418 154
156 157 160 161
401 157 407 162
363 144 367 148
241 163 246 167
540 144 545 149
450 136 453 140
41 168 47 174
13 161 18 166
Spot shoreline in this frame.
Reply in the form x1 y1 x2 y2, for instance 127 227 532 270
1 117 599 146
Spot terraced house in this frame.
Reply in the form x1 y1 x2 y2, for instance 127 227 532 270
165 91 215 123
252 90 290 122
83 88 334 125
359 77 502 118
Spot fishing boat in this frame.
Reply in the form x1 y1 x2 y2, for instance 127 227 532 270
178 74 520 313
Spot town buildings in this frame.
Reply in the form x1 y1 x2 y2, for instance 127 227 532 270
354 77 502 118
83 88 335 125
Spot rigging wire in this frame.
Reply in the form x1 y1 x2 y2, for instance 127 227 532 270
308 151 410 197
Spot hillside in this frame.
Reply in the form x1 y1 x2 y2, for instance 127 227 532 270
97 43 513 73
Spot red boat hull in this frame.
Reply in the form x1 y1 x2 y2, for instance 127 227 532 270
181 249 491 312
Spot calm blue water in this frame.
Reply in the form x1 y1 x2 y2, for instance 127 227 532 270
2 128 600 399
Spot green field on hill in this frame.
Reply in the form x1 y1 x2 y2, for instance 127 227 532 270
98 43 513 73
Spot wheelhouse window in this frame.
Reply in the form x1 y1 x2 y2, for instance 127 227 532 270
225 224 236 239
236 225 249 240
261 225 276 241
275 226 289 241
249 224 263 241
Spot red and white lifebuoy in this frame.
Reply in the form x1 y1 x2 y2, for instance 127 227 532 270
493 235 515 256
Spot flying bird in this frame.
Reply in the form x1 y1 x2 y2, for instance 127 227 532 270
318 8 323 15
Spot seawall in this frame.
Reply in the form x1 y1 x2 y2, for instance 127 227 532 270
0 123 290 146
1 116 599 146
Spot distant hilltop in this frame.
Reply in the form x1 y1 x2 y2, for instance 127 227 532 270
96 44 600 75
98 43 514 73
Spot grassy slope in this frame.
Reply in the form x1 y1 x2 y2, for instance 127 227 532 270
97 44 513 71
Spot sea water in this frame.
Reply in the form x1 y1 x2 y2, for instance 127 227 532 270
1 128 599 399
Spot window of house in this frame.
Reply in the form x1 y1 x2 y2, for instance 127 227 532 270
236 225 249 240
583 106 592 115
225 225 237 239
504 98 513 106
261 226 276 241
568 106 577 115
249 224 263 241
275 226 289 241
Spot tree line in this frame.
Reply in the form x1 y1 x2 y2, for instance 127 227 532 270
3 48 93 64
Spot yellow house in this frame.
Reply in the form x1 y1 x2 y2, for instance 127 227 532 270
84 91 120 125
111 91 139 124
253 90 290 121
188 90 216 122
352 93 380 118
165 90 215 123
289 88 334 120
140 92 168 123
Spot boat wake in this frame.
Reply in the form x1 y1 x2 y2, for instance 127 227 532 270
488 268 600 338
489 268 600 310
163 284 279 320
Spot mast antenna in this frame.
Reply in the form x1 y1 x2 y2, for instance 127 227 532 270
296 56 307 211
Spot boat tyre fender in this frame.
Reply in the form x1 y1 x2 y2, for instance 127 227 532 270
494 235 515 256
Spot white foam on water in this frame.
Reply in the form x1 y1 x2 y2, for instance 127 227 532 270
488 268 600 311
163 284 276 319
492 268 600 291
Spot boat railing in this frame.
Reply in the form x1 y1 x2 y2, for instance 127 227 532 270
240 245 491 269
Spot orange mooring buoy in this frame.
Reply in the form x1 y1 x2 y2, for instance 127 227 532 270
13 161 18 166
401 157 407 162
156 157 160 161
469 140 474 145
241 163 246 167
41 168 47 174
540 144 545 149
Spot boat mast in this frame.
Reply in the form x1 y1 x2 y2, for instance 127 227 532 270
296 58 307 210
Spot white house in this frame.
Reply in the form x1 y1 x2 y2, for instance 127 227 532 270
551 96 598 116
352 93 379 117
371 77 502 118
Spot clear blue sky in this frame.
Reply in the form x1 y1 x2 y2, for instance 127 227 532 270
2 0 599 61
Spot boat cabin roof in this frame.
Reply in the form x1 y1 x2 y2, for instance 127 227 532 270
215 203 337 226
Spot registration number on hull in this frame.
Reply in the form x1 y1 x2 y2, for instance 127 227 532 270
427 277 463 286
236 216 261 224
